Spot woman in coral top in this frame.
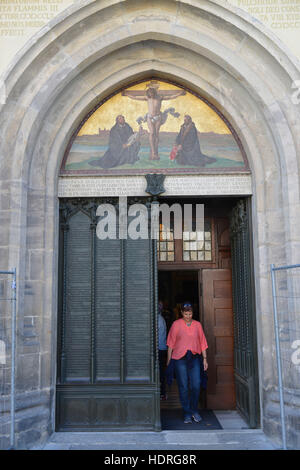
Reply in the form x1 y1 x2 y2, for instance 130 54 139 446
166 301 208 424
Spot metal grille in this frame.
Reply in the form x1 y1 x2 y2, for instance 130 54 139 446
271 264 300 450
0 269 16 450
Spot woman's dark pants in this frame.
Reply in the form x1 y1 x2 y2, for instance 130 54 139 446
174 354 201 419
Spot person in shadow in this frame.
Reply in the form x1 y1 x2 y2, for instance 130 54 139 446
158 300 168 400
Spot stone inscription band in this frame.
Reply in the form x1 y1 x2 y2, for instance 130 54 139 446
58 174 252 197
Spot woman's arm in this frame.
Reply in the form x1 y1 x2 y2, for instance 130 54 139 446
202 350 208 371
198 322 208 371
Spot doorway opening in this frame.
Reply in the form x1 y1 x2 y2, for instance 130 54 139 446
158 270 201 409
156 196 259 430
56 196 259 431
158 269 235 430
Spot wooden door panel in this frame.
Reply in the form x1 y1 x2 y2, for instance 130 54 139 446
213 280 232 298
217 366 234 383
207 385 235 409
215 307 233 326
214 327 233 337
215 337 233 353
203 269 235 410
215 355 233 366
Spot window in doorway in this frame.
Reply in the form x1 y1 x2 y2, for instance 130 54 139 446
157 218 213 264
183 220 212 261
158 223 175 261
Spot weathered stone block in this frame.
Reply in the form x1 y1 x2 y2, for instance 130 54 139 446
16 408 49 433
29 251 44 282
17 354 40 392
24 282 44 318
16 429 42 450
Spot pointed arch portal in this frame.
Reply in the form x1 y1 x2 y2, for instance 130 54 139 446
1 0 300 443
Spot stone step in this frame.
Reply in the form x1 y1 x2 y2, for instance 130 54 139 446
35 429 279 450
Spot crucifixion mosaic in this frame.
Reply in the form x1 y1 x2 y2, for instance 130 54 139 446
60 80 248 175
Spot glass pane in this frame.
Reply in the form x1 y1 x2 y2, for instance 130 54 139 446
182 220 212 262
197 241 204 250
166 231 172 241
158 223 175 262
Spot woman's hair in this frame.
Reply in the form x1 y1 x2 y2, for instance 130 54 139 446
181 301 193 313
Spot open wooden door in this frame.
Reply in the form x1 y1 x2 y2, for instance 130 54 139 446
202 269 235 410
202 198 259 428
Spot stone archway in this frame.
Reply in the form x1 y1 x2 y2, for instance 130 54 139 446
0 0 299 448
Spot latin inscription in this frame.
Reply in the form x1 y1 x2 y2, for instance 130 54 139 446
0 0 72 36
234 0 300 29
58 175 253 197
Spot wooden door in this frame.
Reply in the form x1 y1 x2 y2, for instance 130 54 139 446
202 269 235 409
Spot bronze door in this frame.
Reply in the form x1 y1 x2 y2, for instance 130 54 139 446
56 198 160 431
230 199 259 428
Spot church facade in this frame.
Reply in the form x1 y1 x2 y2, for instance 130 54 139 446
0 0 300 449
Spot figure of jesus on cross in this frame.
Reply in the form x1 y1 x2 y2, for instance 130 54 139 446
122 81 186 160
